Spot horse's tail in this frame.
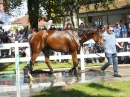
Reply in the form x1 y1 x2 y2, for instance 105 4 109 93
28 38 33 72
28 34 35 56
29 38 33 57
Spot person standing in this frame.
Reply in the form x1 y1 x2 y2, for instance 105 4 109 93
114 22 121 39
100 25 123 77
61 23 73 63
119 20 128 63
114 22 122 52
64 23 73 30
27 27 36 40
79 23 85 28
114 22 125 64
64 17 72 29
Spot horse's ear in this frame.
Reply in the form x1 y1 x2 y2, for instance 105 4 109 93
97 27 101 32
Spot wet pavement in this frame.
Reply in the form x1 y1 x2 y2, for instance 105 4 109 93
0 64 130 97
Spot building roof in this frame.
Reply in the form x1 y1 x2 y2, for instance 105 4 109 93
79 0 130 13
11 15 51 26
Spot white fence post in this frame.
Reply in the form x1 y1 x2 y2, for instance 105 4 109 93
80 47 85 70
58 52 61 62
15 41 21 97
81 72 85 82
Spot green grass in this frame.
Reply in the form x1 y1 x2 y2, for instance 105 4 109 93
0 60 104 72
33 81 130 97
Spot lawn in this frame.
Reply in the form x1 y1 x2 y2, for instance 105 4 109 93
32 81 130 97
0 59 104 72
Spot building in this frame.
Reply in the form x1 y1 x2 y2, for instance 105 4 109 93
78 0 130 28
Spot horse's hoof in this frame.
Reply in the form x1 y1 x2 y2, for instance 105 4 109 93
76 76 80 82
69 69 73 72
49 71 54 75
52 74 57 82
30 77 34 81
53 74 57 78
28 80 33 89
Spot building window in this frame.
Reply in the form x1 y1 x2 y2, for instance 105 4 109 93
92 17 102 26
126 14 130 28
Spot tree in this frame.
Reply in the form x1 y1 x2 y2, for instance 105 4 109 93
39 0 117 28
4 0 129 29
27 0 39 30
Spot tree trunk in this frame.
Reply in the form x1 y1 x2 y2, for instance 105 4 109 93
27 0 39 31
70 10 75 28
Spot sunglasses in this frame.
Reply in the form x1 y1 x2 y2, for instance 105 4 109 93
110 30 114 32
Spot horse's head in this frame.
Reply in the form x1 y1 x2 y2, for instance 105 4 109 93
77 27 104 50
93 27 104 49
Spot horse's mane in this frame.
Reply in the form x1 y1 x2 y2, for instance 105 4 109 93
77 27 98 36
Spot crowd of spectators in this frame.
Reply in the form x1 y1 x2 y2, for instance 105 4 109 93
80 20 130 64
0 26 36 57
0 19 130 64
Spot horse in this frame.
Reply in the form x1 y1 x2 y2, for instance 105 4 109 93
28 28 104 80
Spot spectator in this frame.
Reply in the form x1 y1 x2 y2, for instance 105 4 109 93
102 24 109 32
125 23 130 37
49 25 56 30
64 23 73 30
64 17 73 29
61 23 73 63
42 26 47 30
27 27 36 40
119 20 128 63
79 23 85 28
114 22 121 38
0 38 2 44
126 43 130 63
14 29 21 42
84 44 89 54
1 30 8 43
114 22 122 52
0 28 3 43
88 43 99 63
100 26 123 77
7 29 13 43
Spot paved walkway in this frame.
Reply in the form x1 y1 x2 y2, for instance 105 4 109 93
83 64 130 82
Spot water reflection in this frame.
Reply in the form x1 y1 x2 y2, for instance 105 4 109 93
0 70 104 86
0 70 104 97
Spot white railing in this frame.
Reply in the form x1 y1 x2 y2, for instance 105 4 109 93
0 38 130 70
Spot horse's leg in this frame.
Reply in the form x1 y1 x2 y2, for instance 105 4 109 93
30 52 39 72
42 47 53 74
29 52 39 80
70 51 79 77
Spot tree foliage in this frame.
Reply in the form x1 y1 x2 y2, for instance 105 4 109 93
3 0 129 28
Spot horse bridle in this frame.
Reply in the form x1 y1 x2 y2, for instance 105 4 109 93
79 29 104 57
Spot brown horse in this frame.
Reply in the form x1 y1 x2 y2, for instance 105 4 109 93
29 28 104 79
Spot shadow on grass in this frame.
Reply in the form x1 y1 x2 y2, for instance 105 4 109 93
0 62 15 71
32 84 118 97
0 62 26 72
32 81 120 97
88 83 120 92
